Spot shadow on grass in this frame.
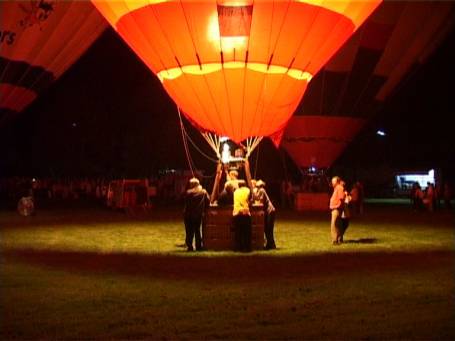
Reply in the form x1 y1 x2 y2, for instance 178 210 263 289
2 247 454 282
344 238 378 244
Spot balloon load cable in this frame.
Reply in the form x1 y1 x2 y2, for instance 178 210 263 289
177 106 219 180
177 106 196 177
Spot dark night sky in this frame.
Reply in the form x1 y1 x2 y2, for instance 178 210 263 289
337 26 455 175
1 25 454 180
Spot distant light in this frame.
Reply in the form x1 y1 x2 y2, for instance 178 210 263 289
72 122 77 127
396 169 435 189
309 166 316 173
219 136 229 143
376 130 386 136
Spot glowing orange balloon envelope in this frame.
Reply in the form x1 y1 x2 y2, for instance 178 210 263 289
281 116 364 168
0 0 107 126
92 0 380 143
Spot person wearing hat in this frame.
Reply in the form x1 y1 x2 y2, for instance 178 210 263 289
255 180 276 250
218 180 236 206
183 177 209 251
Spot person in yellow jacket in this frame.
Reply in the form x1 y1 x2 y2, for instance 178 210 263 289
233 180 252 252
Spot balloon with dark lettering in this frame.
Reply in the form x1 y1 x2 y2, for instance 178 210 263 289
0 0 107 126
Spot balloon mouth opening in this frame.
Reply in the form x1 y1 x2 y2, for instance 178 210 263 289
157 62 313 82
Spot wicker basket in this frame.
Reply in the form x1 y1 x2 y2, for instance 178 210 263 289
203 205 264 250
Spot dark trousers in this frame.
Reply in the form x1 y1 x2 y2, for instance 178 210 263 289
234 214 252 252
264 211 276 249
184 216 202 250
340 218 349 241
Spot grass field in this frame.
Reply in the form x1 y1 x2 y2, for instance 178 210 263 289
1 204 454 339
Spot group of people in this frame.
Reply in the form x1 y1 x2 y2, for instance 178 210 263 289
182 167 276 253
0 177 110 203
184 171 367 251
1 177 110 215
410 182 452 212
0 174 204 209
329 177 363 245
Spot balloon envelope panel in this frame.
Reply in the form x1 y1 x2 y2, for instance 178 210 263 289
300 0 455 119
0 0 107 125
282 116 365 168
285 1 454 168
92 0 381 142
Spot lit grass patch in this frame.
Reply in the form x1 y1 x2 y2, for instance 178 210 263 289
1 206 454 339
1 206 453 256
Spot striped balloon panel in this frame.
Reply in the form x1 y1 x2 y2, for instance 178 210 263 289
298 1 454 118
282 115 365 168
0 0 107 125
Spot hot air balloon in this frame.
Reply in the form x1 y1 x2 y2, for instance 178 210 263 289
91 0 381 159
90 0 381 249
0 0 107 126
281 0 455 170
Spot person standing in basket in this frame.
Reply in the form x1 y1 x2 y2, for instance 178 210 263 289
183 178 209 251
233 179 252 252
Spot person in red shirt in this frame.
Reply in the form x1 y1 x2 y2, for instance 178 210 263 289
329 176 346 245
